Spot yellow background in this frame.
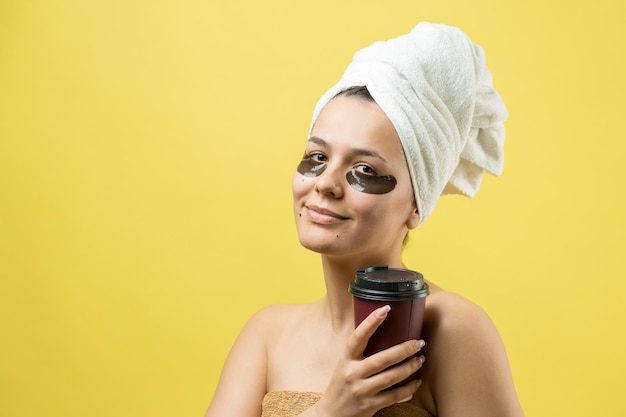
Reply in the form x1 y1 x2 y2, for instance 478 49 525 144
1 1 624 416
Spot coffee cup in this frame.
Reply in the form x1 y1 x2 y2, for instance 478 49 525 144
349 265 429 386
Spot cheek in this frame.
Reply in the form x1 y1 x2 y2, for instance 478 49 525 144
349 194 384 220
292 172 309 201
359 191 414 228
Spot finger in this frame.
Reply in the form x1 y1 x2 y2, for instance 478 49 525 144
345 305 390 359
361 339 425 377
367 355 425 392
376 378 423 408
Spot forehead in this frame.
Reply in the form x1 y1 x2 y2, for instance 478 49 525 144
310 95 404 161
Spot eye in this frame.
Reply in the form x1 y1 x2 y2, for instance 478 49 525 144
355 164 378 176
308 152 328 163
297 152 328 178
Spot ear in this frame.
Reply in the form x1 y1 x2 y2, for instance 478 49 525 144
405 207 420 230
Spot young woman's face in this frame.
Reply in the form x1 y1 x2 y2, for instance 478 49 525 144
292 95 419 264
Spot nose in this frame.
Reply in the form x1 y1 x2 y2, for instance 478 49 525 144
314 165 344 198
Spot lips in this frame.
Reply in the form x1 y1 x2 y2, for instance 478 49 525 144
305 205 349 224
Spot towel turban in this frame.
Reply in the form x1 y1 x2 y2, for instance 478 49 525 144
309 22 508 224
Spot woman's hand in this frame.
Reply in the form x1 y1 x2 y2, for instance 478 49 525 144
306 305 425 417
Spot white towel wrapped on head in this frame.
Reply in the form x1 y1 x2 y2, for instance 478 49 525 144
309 22 508 224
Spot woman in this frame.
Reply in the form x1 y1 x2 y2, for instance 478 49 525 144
206 22 524 417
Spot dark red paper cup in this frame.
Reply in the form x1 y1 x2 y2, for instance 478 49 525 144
349 266 429 386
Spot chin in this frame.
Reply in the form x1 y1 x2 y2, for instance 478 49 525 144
297 235 337 255
297 227 357 256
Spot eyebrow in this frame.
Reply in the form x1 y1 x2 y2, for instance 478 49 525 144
308 136 389 163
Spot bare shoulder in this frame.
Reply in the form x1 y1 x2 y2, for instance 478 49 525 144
245 303 293 330
422 289 505 390
254 302 314 319
419 285 524 417
229 302 316 365
247 302 317 336
205 303 315 417
424 288 498 344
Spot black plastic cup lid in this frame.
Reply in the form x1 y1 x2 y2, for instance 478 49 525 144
349 265 430 301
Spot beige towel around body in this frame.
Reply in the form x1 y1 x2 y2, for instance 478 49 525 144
310 22 508 224
261 391 433 417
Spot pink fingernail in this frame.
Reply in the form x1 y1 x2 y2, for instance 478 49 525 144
375 305 391 317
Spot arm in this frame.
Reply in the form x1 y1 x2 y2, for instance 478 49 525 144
204 308 270 417
428 295 524 417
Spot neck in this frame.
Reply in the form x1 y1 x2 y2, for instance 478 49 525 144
320 255 357 332
319 253 406 333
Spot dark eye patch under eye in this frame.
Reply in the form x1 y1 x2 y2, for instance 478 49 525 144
297 158 327 177
346 169 397 194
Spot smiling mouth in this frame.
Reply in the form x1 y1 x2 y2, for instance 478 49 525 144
305 205 349 224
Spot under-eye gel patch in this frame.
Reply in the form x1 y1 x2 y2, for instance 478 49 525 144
297 158 327 177
346 170 397 194
297 157 396 194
